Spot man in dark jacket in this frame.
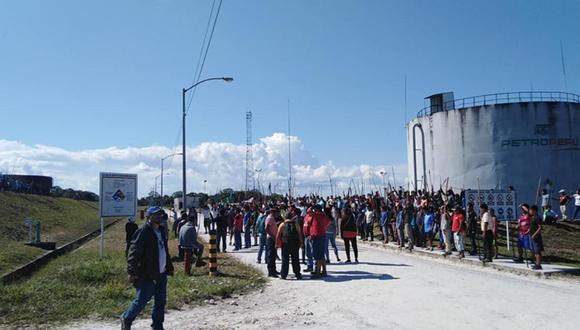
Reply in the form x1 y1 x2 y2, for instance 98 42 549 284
121 206 174 330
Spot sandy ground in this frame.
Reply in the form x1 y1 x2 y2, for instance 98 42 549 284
66 237 580 330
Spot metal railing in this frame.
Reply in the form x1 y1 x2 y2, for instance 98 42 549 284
417 91 580 118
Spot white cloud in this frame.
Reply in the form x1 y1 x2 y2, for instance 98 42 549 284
0 134 407 197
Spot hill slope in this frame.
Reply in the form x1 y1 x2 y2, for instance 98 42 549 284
0 192 114 273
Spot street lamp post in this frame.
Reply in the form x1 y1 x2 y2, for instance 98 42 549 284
161 152 182 200
182 77 233 210
203 180 207 195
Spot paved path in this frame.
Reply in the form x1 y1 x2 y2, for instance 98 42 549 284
69 236 580 330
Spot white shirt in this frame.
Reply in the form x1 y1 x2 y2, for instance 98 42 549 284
153 228 167 274
574 193 580 206
481 212 492 232
440 213 450 230
365 210 374 224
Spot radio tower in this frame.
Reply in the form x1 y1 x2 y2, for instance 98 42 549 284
245 111 255 194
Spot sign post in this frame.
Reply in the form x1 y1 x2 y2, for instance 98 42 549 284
464 188 517 252
99 172 138 258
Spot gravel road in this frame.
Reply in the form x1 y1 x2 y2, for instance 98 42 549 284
66 239 580 330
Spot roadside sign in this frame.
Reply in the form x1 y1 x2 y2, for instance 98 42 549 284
23 218 33 227
99 172 138 218
464 189 517 221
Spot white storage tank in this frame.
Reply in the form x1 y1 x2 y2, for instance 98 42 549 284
407 91 580 205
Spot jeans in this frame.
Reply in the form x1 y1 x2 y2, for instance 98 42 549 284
257 232 267 262
324 232 339 261
304 236 314 269
216 230 227 252
560 205 568 220
396 226 405 246
381 225 389 242
453 232 465 252
234 231 242 250
122 273 167 329
266 237 277 275
574 205 580 220
244 227 252 248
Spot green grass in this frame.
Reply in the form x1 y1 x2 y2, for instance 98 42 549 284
0 217 266 327
0 191 116 273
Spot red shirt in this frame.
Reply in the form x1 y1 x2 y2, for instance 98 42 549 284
451 212 464 233
309 211 330 238
518 214 530 235
233 214 243 232
303 213 312 237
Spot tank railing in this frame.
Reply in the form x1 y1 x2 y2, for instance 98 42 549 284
417 91 580 117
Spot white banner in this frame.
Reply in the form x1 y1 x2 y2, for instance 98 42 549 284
99 172 138 218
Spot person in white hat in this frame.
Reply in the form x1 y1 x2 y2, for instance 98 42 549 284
558 190 571 221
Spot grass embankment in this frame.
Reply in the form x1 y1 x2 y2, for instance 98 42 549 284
0 192 117 273
0 217 266 327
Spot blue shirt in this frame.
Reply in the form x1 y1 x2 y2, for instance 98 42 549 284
424 213 435 232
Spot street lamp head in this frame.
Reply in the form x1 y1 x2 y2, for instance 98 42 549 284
222 77 234 82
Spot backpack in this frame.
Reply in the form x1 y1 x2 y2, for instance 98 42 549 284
282 222 300 248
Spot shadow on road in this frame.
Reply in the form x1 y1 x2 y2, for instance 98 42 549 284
313 270 397 282
328 261 410 267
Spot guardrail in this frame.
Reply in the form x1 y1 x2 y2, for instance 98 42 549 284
417 91 580 118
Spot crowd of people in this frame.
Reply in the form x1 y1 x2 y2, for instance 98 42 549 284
120 187 577 329
164 186 579 277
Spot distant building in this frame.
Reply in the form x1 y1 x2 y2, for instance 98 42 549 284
0 174 53 195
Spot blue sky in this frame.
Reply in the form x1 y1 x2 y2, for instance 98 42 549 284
0 0 579 195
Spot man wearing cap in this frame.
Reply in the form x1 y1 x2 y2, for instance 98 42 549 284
121 207 174 330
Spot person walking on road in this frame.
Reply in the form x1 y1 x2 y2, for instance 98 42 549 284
276 208 303 280
340 207 359 263
121 207 174 330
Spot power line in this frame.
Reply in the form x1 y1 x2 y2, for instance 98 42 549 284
186 0 224 115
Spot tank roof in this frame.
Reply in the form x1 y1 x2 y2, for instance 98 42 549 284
416 91 580 118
